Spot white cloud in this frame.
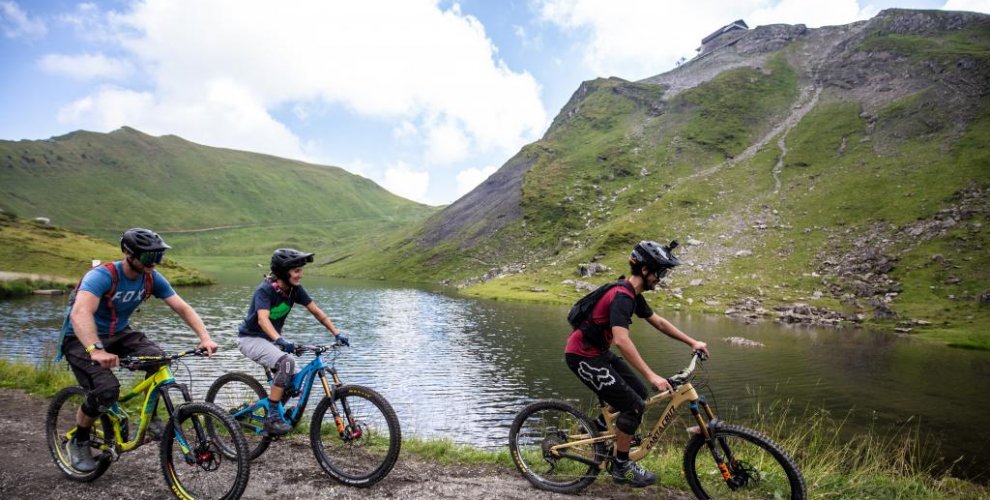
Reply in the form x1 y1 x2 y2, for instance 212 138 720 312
748 0 877 27
39 53 133 81
382 161 430 204
52 0 547 169
0 1 46 39
941 0 990 13
456 165 497 197
425 120 471 164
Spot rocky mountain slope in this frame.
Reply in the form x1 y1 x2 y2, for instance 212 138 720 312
339 9 989 346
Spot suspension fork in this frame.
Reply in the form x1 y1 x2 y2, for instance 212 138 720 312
692 397 740 485
161 383 207 463
318 368 359 440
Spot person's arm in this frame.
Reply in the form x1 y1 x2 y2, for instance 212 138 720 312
611 326 671 392
256 309 281 341
305 302 339 336
163 294 218 355
70 290 119 368
645 313 709 356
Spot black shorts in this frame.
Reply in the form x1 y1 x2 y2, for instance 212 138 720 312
565 350 647 415
62 329 165 415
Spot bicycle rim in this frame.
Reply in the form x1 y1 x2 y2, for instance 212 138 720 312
684 424 806 499
45 386 113 482
310 385 401 487
205 372 271 460
161 402 250 500
508 400 604 494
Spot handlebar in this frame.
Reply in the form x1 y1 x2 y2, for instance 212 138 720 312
667 351 707 387
292 341 348 356
118 348 209 370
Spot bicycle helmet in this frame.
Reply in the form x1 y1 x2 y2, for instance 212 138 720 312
120 227 169 254
270 248 314 281
630 240 680 274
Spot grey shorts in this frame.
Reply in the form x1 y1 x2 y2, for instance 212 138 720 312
237 336 298 374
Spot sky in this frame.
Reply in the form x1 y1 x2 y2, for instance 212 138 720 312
2 1 989 206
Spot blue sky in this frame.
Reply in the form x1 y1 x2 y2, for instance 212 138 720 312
2 0 988 205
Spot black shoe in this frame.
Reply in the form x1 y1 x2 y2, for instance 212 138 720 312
263 413 292 436
66 437 98 472
610 458 657 488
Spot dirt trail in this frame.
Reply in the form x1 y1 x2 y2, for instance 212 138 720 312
0 389 692 500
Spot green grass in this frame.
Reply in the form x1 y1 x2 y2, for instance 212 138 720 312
2 358 986 498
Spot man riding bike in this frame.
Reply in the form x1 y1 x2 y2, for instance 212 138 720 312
60 228 219 472
564 239 709 487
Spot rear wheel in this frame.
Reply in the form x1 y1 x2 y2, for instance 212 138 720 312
508 400 606 494
683 424 806 499
205 372 271 460
160 402 251 500
45 386 113 482
310 385 401 487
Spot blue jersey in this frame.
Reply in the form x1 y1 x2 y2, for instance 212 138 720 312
67 261 176 336
238 278 312 338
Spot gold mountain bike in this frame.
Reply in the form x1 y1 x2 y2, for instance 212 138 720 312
508 352 806 499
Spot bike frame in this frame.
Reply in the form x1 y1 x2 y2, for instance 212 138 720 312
230 346 348 434
63 353 207 462
550 356 718 467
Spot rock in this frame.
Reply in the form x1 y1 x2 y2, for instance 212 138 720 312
690 279 704 287
734 250 753 257
578 262 609 277
723 337 765 348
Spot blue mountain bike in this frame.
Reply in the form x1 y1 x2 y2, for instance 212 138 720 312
205 342 400 487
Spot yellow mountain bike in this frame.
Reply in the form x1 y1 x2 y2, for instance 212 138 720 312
509 352 806 499
45 348 251 500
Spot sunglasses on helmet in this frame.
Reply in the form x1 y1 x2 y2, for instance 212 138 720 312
138 250 165 266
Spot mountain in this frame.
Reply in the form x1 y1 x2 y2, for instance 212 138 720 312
0 127 436 260
330 9 990 347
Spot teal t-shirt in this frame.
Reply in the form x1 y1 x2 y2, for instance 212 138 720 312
68 261 175 336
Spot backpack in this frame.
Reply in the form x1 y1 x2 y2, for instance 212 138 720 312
54 262 154 361
566 279 635 330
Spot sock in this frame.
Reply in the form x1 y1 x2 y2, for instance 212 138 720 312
75 426 91 442
616 450 630 462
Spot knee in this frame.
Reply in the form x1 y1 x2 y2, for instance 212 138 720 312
272 355 295 387
616 400 645 435
83 385 120 416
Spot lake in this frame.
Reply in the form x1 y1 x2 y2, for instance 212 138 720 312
1 273 988 480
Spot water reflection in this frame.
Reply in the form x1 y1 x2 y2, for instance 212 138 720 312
1 278 988 480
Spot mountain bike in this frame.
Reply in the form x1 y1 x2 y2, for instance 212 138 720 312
205 342 400 487
509 352 806 499
46 348 251 500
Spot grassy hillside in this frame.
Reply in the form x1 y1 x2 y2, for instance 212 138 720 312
0 212 212 288
0 127 436 263
326 11 990 349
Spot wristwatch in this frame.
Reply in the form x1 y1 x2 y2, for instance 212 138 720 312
85 341 105 354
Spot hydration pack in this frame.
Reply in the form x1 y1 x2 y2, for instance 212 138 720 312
566 279 635 330
54 262 153 361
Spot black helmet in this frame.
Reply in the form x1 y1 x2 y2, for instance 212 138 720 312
270 248 314 281
630 240 680 273
120 228 171 255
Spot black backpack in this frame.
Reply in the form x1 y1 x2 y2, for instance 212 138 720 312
566 279 634 329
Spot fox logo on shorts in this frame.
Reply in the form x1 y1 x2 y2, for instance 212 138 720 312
578 361 616 390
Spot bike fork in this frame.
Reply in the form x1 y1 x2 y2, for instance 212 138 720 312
691 398 741 488
318 371 360 441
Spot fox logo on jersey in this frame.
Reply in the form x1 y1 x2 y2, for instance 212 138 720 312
577 361 616 390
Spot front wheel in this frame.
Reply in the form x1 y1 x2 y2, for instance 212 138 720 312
508 400 606 494
160 402 251 500
310 385 401 487
45 386 114 482
683 423 806 499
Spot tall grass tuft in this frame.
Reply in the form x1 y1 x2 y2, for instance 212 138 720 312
0 359 76 397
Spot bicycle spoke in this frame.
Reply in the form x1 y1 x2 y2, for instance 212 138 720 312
509 401 604 493
310 386 400 486
685 425 805 499
162 406 249 500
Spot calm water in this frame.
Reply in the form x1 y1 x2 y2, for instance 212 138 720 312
1 275 988 479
